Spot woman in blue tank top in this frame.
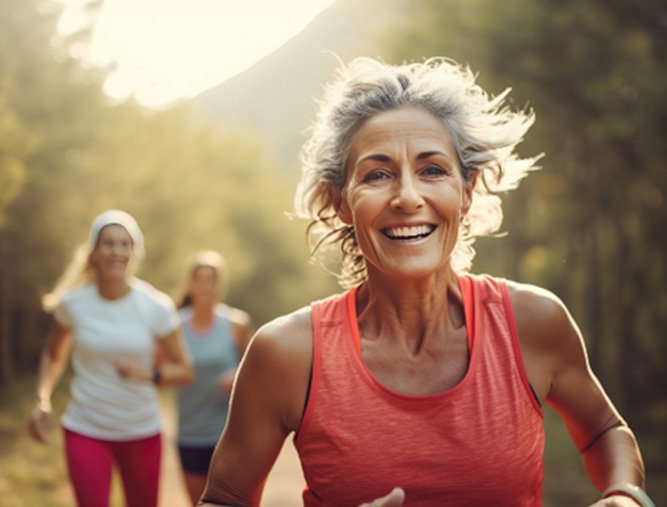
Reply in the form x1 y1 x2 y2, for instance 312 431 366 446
174 250 252 505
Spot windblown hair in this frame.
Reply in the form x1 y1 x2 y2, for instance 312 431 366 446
41 243 97 313
294 56 541 287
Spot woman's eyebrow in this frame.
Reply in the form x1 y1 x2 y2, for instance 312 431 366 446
356 150 455 166
357 153 391 165
417 150 452 161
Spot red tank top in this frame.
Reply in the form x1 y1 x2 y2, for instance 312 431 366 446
294 273 544 506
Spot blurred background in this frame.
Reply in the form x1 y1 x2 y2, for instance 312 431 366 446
0 0 665 505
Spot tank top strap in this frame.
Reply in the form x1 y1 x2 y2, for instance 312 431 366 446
458 273 476 349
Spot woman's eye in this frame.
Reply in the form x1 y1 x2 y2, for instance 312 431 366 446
421 165 448 177
362 169 390 183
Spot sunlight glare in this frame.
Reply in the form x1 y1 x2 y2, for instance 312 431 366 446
60 0 335 108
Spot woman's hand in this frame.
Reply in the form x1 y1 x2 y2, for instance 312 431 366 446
28 401 54 443
30 320 72 443
115 360 151 382
589 494 642 506
358 487 405 507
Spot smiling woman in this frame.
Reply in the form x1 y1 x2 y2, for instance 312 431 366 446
29 209 193 507
59 0 334 108
337 106 472 282
196 56 652 507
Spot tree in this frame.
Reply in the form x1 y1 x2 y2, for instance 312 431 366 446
0 0 338 384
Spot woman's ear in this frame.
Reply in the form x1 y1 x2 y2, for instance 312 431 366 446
332 188 353 225
461 171 477 217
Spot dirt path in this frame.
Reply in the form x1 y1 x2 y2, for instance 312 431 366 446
160 395 305 506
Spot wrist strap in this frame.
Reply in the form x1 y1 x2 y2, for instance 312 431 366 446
602 483 655 507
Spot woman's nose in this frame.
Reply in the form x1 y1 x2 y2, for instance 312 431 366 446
112 242 129 255
390 174 425 212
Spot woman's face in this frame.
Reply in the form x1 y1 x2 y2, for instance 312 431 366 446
188 266 219 306
91 224 133 281
339 105 473 280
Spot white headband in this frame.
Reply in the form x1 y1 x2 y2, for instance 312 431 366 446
88 209 145 256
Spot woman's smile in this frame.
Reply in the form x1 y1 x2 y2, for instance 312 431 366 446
381 223 437 241
340 105 473 279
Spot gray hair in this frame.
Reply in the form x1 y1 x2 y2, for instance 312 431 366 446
295 56 541 287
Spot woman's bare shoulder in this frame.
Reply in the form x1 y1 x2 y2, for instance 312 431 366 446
505 279 568 331
253 304 313 346
504 279 587 398
242 305 314 387
240 305 314 431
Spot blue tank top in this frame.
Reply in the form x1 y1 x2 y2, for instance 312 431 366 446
176 304 240 446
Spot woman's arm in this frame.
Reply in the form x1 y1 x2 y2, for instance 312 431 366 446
116 328 193 387
510 283 648 505
153 328 194 387
28 320 73 442
199 307 312 506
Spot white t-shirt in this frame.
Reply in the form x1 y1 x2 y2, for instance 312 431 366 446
54 279 180 440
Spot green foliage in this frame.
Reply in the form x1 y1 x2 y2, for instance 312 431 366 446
0 0 337 387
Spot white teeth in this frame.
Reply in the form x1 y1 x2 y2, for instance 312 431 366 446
384 225 435 239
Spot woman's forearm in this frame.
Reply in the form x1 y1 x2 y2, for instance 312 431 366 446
582 424 645 492
36 351 68 408
154 361 193 387
35 324 72 407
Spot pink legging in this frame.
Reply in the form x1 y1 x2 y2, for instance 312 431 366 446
64 428 161 507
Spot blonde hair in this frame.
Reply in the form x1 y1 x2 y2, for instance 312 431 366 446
295 56 541 287
41 210 145 312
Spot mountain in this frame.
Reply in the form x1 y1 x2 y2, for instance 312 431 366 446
191 0 406 176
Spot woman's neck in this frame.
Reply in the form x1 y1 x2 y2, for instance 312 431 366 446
191 303 215 332
356 269 464 354
96 278 131 300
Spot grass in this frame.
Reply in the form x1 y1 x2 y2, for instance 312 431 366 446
0 376 72 507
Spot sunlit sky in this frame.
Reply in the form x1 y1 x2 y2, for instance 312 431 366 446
59 0 335 108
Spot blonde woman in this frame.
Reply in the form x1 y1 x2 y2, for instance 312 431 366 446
175 250 251 505
28 209 193 507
